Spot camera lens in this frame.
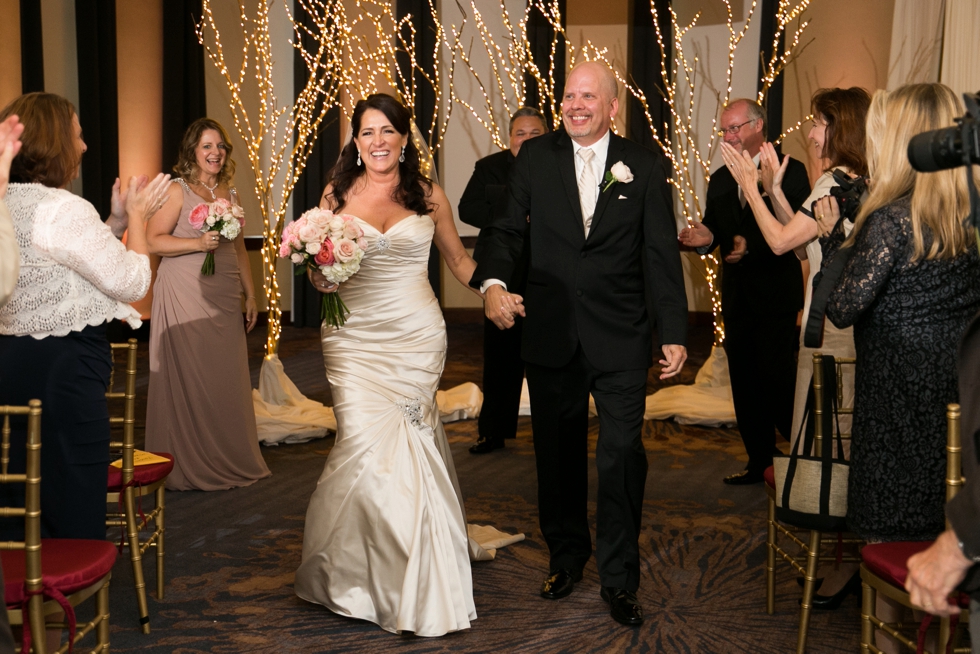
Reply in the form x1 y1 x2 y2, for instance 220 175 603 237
908 126 965 172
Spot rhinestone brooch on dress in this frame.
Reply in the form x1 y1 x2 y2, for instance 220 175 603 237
376 234 391 252
396 398 424 428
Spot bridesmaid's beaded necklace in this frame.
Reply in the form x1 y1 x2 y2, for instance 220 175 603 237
200 178 219 200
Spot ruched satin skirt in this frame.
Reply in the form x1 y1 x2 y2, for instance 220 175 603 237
294 215 476 636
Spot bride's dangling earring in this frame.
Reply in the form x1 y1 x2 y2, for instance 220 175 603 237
356 150 362 166
399 146 406 163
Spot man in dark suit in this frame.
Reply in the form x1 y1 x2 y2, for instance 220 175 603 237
470 62 688 627
459 107 548 454
678 98 810 485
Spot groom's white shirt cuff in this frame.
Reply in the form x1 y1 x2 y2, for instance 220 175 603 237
480 279 507 293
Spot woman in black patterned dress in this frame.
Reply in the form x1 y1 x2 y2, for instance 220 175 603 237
823 83 980 544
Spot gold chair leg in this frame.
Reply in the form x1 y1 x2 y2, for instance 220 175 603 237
766 495 776 615
27 591 47 654
796 529 822 654
861 578 875 652
156 485 165 600
938 615 951 653
124 485 151 634
97 579 111 652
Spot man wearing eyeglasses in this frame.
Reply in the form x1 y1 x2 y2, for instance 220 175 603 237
678 99 810 485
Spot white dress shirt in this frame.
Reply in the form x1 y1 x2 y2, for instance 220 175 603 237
481 130 611 294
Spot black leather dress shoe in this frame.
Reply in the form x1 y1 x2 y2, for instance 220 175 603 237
540 569 582 600
469 439 503 454
600 587 643 626
723 469 764 485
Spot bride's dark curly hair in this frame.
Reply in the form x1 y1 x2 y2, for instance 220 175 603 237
327 94 433 216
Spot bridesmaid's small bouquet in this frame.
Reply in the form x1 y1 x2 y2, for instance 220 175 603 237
279 208 366 327
189 199 245 275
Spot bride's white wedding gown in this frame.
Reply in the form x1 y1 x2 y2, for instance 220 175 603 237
295 214 479 636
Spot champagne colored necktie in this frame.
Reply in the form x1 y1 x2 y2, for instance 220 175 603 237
577 148 597 236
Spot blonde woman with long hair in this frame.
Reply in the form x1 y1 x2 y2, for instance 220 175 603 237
826 82 980 541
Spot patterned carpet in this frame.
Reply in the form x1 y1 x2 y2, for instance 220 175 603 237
98 314 862 653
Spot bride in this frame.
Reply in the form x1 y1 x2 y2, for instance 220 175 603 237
294 94 497 636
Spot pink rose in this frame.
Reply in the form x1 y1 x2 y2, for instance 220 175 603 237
343 221 363 240
189 203 209 230
306 208 333 231
335 238 357 263
314 239 335 266
278 242 291 257
213 198 231 215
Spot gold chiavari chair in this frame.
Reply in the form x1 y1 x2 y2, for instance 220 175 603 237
764 353 861 653
858 404 970 653
1 400 116 653
104 339 173 633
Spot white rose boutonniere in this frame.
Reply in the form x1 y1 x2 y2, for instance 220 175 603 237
602 161 634 192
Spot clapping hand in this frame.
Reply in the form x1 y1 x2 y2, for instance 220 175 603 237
719 142 760 197
677 221 712 249
484 284 525 330
124 173 172 224
759 142 788 197
725 235 748 263
0 115 25 199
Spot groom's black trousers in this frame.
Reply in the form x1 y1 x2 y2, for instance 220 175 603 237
525 345 648 592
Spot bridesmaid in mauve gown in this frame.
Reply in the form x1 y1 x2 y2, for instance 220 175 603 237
145 118 270 491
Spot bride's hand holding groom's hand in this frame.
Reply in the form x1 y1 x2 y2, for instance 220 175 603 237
484 284 525 330
308 267 339 294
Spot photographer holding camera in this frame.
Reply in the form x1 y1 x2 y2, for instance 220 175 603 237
820 83 980 653
904 89 980 641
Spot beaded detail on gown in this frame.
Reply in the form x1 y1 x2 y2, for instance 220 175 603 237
294 215 477 636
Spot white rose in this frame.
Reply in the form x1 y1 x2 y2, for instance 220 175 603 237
306 209 332 230
298 223 320 244
305 240 321 255
610 161 634 184
290 252 304 264
328 216 345 234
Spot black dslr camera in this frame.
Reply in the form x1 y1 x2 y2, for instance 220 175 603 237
828 169 869 221
908 92 980 174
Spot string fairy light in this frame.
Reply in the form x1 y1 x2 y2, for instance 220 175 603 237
196 0 456 356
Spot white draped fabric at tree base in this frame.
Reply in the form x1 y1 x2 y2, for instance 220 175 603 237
516 346 736 428
253 355 484 445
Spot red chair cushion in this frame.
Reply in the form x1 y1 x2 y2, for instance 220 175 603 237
764 465 775 490
106 453 174 491
861 541 932 589
2 539 117 606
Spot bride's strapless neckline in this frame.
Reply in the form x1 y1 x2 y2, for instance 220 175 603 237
351 214 430 236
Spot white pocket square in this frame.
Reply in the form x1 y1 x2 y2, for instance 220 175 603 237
618 194 627 200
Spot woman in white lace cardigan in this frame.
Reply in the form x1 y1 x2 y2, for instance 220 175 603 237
0 92 169 540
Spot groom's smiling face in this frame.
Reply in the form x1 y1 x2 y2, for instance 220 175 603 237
561 63 618 147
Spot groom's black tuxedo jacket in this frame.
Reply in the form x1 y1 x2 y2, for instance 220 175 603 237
470 130 687 372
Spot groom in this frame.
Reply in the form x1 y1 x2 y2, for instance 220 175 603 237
470 62 688 626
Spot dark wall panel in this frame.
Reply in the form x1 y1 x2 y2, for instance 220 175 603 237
161 0 207 174
75 0 119 217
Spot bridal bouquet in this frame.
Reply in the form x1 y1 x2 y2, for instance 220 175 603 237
189 199 245 275
279 208 366 327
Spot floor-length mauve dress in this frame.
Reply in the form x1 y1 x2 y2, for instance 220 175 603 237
145 179 270 491
294 214 477 636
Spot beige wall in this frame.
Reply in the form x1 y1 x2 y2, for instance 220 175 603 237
780 0 896 177
0 0 21 108
116 0 164 319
